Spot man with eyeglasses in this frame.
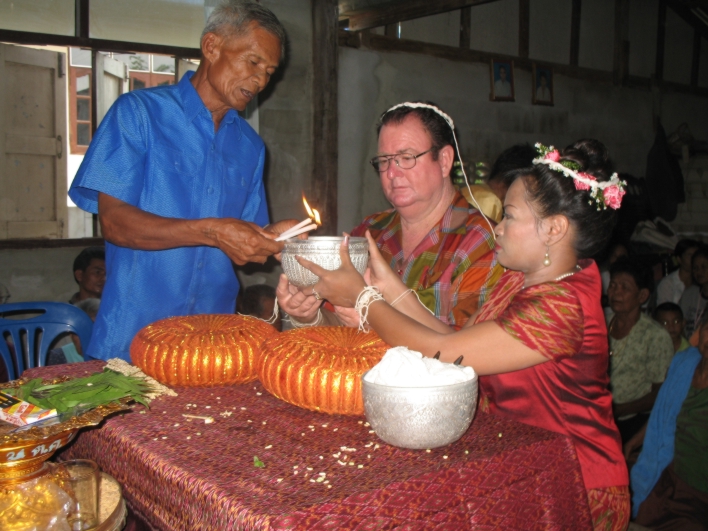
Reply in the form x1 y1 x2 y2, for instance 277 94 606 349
277 102 503 329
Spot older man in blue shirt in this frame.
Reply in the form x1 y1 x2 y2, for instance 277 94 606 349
69 1 295 361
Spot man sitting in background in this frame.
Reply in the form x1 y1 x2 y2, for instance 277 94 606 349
68 246 106 304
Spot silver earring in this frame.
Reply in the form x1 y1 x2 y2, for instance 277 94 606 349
543 245 551 267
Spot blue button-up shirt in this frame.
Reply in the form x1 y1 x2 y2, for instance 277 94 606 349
69 71 269 361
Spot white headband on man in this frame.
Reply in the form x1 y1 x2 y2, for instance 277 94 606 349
381 102 494 237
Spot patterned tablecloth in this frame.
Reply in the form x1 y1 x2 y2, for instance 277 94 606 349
25 362 592 531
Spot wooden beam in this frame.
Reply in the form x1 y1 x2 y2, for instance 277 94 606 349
311 0 339 236
692 27 701 87
337 29 708 98
613 0 630 85
343 31 615 83
0 29 201 58
570 0 581 66
75 0 89 39
460 7 471 49
666 0 708 42
518 0 529 58
656 0 667 81
340 0 500 32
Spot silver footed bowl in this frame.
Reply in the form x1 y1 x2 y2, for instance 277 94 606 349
362 373 478 449
281 236 369 288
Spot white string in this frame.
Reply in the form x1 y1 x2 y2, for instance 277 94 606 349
237 296 281 326
389 288 414 307
383 102 496 239
354 286 385 333
288 308 323 328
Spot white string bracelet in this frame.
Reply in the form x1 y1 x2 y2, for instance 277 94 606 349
288 308 323 328
237 296 281 326
389 289 414 307
354 286 385 333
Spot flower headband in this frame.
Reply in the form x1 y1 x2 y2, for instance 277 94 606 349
532 143 626 210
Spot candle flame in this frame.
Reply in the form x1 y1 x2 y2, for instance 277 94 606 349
313 209 321 225
302 195 314 219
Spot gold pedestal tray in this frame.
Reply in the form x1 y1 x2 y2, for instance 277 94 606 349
0 377 131 530
0 377 130 484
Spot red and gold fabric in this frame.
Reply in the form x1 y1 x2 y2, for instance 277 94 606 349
475 260 628 495
28 362 594 530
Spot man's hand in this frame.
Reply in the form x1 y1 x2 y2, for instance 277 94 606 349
276 274 322 323
210 218 283 265
99 193 285 265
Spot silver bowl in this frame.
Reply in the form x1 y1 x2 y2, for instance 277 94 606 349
362 373 478 449
281 236 369 288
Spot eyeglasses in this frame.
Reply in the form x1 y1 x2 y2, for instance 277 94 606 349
369 148 433 173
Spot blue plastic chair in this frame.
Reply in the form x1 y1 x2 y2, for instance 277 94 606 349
0 302 93 381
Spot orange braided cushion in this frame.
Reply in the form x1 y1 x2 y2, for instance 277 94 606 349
257 326 389 415
131 314 278 387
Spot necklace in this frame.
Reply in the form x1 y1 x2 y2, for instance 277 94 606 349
608 317 625 357
554 264 582 282
523 264 581 289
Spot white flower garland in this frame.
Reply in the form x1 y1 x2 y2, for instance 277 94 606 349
532 156 622 192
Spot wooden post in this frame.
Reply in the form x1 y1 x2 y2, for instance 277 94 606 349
460 7 471 49
655 0 666 82
691 28 701 88
613 0 629 86
570 0 581 66
518 0 529 58
311 0 338 235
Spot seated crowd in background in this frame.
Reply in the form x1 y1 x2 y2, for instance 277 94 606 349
606 257 675 443
626 312 708 530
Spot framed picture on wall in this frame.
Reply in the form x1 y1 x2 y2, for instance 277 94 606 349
532 64 554 106
490 59 515 102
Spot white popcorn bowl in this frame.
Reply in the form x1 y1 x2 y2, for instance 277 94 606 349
361 372 478 449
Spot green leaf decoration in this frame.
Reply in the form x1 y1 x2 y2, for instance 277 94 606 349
253 456 265 468
6 369 158 414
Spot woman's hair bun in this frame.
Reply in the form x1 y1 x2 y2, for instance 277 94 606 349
561 138 613 179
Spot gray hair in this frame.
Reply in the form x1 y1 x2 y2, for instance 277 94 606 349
202 1 286 59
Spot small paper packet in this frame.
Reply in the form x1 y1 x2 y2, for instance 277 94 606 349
0 391 57 426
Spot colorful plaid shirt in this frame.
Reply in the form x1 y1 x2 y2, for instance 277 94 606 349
352 191 503 328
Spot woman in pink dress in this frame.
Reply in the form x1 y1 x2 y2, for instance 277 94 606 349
301 127 630 529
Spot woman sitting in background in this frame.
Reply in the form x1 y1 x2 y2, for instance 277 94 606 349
606 258 675 443
656 239 700 306
679 245 708 340
301 139 630 530
627 312 708 530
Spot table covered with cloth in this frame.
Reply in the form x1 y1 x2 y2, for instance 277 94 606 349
25 362 592 530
